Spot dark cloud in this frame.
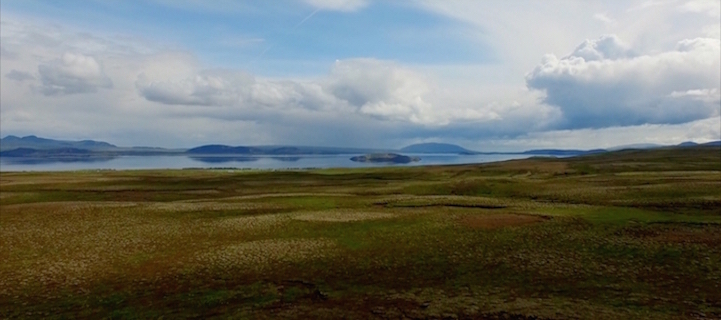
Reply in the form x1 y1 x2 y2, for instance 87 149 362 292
5 70 36 82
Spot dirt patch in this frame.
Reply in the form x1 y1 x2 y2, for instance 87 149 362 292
460 213 547 230
659 230 721 245
293 210 395 222
621 224 721 246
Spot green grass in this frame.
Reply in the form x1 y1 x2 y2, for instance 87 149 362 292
1 146 720 319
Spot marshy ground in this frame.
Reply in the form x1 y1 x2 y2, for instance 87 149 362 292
1 146 720 319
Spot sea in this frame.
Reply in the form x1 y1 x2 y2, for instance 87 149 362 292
0 153 552 172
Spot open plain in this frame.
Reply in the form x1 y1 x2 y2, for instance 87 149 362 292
1 146 720 319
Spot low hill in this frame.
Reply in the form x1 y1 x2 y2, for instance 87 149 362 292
350 153 420 164
0 135 116 151
401 143 473 154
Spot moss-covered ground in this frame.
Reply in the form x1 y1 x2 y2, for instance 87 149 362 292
1 146 719 319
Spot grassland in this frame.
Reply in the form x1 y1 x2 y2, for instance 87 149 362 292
1 146 720 319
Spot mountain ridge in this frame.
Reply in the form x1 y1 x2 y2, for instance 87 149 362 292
2 135 720 157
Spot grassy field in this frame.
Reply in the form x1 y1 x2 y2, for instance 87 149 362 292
1 146 720 319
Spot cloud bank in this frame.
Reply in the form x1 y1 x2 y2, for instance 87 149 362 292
1 1 719 150
527 35 720 129
37 52 113 95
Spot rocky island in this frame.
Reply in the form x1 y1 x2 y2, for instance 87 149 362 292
350 153 420 164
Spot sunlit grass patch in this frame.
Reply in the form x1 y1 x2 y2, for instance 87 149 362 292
187 238 336 273
374 194 509 208
144 201 278 212
292 210 395 222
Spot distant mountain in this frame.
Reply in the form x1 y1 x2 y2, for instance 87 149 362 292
607 143 662 151
0 135 116 151
702 141 721 146
677 141 698 147
401 143 473 154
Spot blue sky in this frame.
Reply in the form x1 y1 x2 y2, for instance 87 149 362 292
1 0 719 150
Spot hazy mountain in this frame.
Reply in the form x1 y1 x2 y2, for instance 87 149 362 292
677 141 698 147
0 135 116 151
702 141 721 146
401 143 473 154
607 143 662 151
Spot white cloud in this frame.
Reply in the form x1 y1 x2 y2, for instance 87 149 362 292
37 52 113 95
567 35 634 61
302 0 369 12
136 71 254 106
593 13 616 25
526 35 720 129
325 59 436 123
1 3 719 150
679 0 721 17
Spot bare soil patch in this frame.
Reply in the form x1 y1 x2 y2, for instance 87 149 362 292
621 224 721 246
460 213 547 230
658 230 721 245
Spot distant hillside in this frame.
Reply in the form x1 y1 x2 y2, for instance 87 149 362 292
401 143 473 154
0 135 116 151
607 143 661 151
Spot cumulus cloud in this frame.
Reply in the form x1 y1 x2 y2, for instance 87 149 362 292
303 0 369 12
37 52 113 95
567 35 634 61
135 68 345 114
325 59 436 123
5 70 35 81
526 35 720 129
133 56 555 131
136 71 254 106
134 58 442 123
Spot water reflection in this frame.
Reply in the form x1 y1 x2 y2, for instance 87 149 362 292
0 156 116 165
189 156 259 163
0 153 550 171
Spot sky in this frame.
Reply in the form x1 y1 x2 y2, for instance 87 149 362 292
0 0 719 151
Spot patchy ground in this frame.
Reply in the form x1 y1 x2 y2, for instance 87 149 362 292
459 213 548 230
1 146 720 319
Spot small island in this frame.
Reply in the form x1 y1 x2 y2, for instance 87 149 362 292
350 153 420 164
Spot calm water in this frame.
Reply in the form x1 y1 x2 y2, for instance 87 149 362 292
0 154 548 172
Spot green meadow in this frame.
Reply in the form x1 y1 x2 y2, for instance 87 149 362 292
1 147 720 319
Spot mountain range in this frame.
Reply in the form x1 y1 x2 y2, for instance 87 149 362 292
1 135 719 158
